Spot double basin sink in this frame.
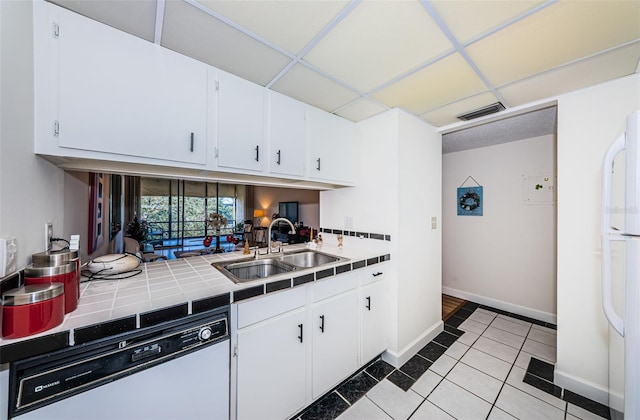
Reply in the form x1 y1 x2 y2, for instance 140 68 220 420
212 249 349 284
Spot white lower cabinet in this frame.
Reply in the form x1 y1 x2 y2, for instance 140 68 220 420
233 267 388 419
312 286 358 398
236 307 307 420
360 264 390 364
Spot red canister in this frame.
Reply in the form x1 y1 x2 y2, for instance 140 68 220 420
25 263 78 313
32 249 81 299
1 283 65 339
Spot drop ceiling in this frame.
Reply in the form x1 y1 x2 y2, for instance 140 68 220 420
50 0 640 129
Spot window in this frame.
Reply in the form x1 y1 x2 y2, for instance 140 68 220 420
139 178 245 246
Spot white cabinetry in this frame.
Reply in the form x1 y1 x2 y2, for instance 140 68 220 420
234 287 307 420
217 71 265 173
308 107 358 184
312 274 358 398
233 271 362 419
39 3 208 165
360 264 390 364
267 91 306 177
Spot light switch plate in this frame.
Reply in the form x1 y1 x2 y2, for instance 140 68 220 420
0 236 18 278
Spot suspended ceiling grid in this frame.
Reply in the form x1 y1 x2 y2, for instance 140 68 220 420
50 0 640 128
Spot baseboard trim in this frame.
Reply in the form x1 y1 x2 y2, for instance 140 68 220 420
554 368 620 409
442 286 557 325
382 321 443 368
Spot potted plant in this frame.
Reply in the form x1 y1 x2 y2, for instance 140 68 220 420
125 216 148 243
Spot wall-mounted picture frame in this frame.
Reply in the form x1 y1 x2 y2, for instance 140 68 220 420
88 172 104 253
457 186 483 216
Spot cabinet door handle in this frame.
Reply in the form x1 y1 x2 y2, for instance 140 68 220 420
190 132 194 152
298 323 303 343
277 150 281 165
372 272 383 277
366 296 371 311
255 145 260 162
319 315 325 333
316 158 321 171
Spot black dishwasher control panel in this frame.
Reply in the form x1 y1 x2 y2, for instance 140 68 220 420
9 310 228 417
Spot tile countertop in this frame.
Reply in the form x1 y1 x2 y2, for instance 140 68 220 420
0 235 391 354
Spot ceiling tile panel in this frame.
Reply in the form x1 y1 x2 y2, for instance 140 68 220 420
467 0 640 86
50 0 157 42
303 0 454 93
372 53 486 114
161 0 291 86
431 0 546 44
498 42 640 107
420 91 500 127
194 0 350 55
336 99 389 122
271 64 360 112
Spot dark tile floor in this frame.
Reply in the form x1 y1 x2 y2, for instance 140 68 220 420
293 301 613 420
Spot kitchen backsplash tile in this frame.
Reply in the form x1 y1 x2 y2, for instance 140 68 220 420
0 331 70 364
316 268 335 280
192 293 230 313
140 303 188 328
233 285 264 302
74 315 136 345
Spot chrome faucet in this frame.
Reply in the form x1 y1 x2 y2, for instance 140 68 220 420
267 218 296 255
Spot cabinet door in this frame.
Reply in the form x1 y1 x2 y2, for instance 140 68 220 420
217 71 265 172
312 290 359 398
268 91 306 177
56 5 208 164
236 308 307 420
307 107 357 184
361 279 389 364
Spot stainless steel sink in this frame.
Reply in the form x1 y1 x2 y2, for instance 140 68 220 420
279 250 340 268
212 250 349 284
215 258 296 283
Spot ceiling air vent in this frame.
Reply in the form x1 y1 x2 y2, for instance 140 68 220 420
457 102 505 121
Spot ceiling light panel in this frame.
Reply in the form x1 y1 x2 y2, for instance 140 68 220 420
372 53 486 114
336 99 389 122
467 0 640 87
161 0 291 86
303 0 454 93
431 0 546 44
194 0 350 55
498 42 640 107
271 64 360 112
420 91 498 127
50 0 157 42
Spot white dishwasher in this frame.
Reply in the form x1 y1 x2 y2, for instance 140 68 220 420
7 309 230 419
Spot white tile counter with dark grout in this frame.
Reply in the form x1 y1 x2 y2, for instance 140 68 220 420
0 235 391 364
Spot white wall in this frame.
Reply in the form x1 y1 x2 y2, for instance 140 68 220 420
253 186 319 228
321 109 442 365
442 135 557 322
555 74 640 405
0 2 97 277
0 0 66 272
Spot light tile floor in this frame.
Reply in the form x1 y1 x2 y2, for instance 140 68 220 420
332 307 608 420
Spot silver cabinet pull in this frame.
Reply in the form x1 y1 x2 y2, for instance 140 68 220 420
372 272 383 277
190 132 194 152
255 145 260 162
277 150 281 165
298 323 303 343
316 158 321 171
366 296 371 311
319 315 325 333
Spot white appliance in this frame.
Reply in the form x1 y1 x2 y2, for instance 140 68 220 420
601 110 640 419
6 310 230 419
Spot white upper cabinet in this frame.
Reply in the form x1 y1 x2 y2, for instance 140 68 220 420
216 71 265 173
267 91 306 177
307 107 358 185
51 4 208 165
